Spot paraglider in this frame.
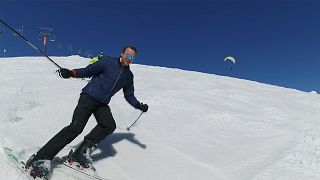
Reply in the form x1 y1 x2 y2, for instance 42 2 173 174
224 56 236 70
224 56 236 64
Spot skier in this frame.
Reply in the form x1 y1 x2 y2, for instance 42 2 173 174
89 51 104 64
25 44 149 178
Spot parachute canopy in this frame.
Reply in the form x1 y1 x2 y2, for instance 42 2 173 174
224 56 236 64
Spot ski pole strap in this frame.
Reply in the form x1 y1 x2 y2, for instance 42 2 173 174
0 19 62 69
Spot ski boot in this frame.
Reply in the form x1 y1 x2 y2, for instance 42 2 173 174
66 140 97 171
25 154 51 179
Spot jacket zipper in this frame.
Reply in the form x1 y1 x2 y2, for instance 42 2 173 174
103 67 123 102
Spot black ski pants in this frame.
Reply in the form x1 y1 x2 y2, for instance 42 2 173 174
37 93 116 160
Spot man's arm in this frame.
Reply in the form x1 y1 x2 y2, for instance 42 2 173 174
123 80 140 108
75 58 104 78
123 80 149 112
58 58 105 79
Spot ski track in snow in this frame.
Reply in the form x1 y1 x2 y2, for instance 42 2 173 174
139 127 229 180
0 56 319 180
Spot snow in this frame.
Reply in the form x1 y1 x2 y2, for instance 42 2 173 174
0 56 319 180
310 91 318 95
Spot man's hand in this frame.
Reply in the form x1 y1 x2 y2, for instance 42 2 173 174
138 103 149 112
57 68 75 79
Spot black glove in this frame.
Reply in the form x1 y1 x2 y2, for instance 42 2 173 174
138 103 148 112
57 68 73 79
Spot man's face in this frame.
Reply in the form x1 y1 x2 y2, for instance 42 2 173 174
121 48 136 66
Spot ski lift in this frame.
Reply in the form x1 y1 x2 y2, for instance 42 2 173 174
57 42 63 49
77 48 82 55
66 42 74 54
85 50 92 58
49 34 56 42
38 27 56 53
38 27 56 42
13 25 23 36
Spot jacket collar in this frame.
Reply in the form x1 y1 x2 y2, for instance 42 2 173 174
119 57 130 69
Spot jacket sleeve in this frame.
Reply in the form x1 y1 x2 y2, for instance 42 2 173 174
74 58 104 78
123 80 140 109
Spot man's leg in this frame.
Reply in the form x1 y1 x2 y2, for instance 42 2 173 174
36 94 99 160
84 105 116 144
70 105 115 166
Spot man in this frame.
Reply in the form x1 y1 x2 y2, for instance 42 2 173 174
26 44 149 178
89 51 104 64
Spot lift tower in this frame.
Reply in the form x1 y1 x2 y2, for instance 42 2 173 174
38 27 55 53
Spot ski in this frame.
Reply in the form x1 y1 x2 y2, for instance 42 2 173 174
4 147 109 180
3 147 48 180
54 151 109 180
59 160 108 180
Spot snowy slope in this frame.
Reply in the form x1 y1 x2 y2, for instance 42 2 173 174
0 56 319 180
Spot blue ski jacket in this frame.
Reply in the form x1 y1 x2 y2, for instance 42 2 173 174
74 56 140 108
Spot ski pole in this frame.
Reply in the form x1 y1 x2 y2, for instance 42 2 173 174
0 19 62 69
127 111 144 131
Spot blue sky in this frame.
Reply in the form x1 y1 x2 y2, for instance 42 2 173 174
0 0 319 92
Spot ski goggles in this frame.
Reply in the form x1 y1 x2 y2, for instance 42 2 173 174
125 53 135 61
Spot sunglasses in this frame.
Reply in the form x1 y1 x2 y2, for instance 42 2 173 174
125 53 135 61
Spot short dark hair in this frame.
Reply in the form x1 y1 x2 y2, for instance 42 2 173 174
122 44 137 54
